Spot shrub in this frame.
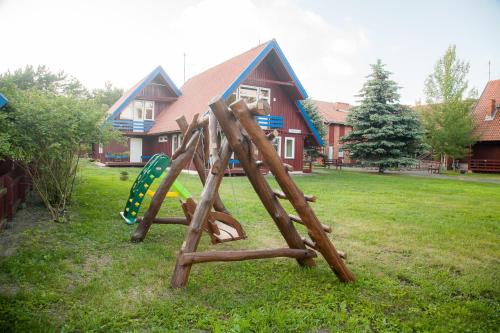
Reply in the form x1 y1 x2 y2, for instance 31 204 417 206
0 79 120 222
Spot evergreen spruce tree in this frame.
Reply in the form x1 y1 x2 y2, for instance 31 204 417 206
342 60 423 173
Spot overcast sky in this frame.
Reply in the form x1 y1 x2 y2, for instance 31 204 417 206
1 0 499 105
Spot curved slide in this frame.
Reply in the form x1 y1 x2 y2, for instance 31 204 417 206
120 154 190 224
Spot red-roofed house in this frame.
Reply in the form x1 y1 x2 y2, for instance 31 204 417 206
93 40 323 172
313 100 352 163
469 79 500 172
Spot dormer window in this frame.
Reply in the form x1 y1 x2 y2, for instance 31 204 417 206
121 100 155 121
226 85 271 105
485 99 499 121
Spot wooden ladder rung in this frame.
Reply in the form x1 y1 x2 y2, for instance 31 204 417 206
289 214 331 233
273 190 316 202
301 237 346 259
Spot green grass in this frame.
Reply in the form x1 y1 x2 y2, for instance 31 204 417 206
442 171 500 180
1 162 499 332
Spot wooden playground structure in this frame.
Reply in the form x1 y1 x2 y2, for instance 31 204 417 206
126 97 355 288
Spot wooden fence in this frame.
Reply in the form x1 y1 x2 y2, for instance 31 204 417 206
0 160 31 229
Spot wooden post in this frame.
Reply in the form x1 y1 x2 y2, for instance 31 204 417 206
131 130 201 242
231 99 355 282
170 138 233 288
209 97 315 268
176 115 230 214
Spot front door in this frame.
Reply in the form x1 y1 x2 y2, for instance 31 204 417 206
328 146 334 159
130 138 143 163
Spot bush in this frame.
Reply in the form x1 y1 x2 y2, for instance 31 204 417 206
0 79 120 222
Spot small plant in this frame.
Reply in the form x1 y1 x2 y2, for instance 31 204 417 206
119 171 129 181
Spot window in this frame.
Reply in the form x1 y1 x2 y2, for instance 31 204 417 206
272 136 281 157
227 85 271 105
239 86 258 104
98 143 103 154
134 101 144 120
158 136 168 143
284 137 295 159
129 100 154 120
144 101 154 120
171 133 182 153
120 103 133 119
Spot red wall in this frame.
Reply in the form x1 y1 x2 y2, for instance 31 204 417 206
325 123 352 163
471 141 500 160
242 59 310 171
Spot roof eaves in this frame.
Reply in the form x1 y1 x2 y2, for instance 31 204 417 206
296 100 324 146
107 66 181 121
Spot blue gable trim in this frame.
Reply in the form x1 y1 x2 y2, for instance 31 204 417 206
222 39 321 145
107 66 181 121
0 93 8 108
296 100 324 146
222 39 308 100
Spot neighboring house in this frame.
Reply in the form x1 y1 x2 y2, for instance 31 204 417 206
469 79 500 172
313 100 352 163
94 39 323 172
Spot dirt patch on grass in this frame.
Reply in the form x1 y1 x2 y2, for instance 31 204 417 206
0 195 53 257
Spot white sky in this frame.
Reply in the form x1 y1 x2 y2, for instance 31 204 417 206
1 0 499 105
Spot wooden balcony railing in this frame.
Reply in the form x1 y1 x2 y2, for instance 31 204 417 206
255 115 284 129
109 119 155 132
469 159 500 172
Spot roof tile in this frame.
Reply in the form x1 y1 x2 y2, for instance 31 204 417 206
472 79 500 141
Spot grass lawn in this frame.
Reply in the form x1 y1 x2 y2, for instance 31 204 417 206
1 162 499 332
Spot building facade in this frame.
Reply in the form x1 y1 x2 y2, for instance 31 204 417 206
93 40 323 172
469 79 500 172
313 100 352 163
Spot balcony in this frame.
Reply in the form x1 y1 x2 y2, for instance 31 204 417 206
255 115 284 129
110 119 154 132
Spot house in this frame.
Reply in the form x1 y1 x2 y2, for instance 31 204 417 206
469 79 500 172
94 39 323 172
313 100 352 163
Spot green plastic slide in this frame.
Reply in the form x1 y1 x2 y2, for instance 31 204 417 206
120 153 191 225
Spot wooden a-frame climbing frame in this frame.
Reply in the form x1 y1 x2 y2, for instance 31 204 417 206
130 113 246 244
168 97 355 288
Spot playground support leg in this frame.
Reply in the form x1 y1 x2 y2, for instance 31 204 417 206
171 139 233 288
131 131 201 242
231 99 355 282
209 97 316 269
176 115 230 215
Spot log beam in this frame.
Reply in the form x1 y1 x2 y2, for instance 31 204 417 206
273 190 316 203
170 138 233 288
289 214 331 233
136 217 188 225
179 248 317 265
231 99 355 282
302 237 346 259
177 115 230 215
209 97 315 268
131 130 201 243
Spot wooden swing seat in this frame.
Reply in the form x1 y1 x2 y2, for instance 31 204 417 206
181 197 246 244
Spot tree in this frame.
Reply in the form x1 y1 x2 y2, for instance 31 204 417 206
422 45 477 169
0 71 119 222
300 98 327 160
342 60 423 173
91 82 123 109
0 65 90 98
301 98 327 141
